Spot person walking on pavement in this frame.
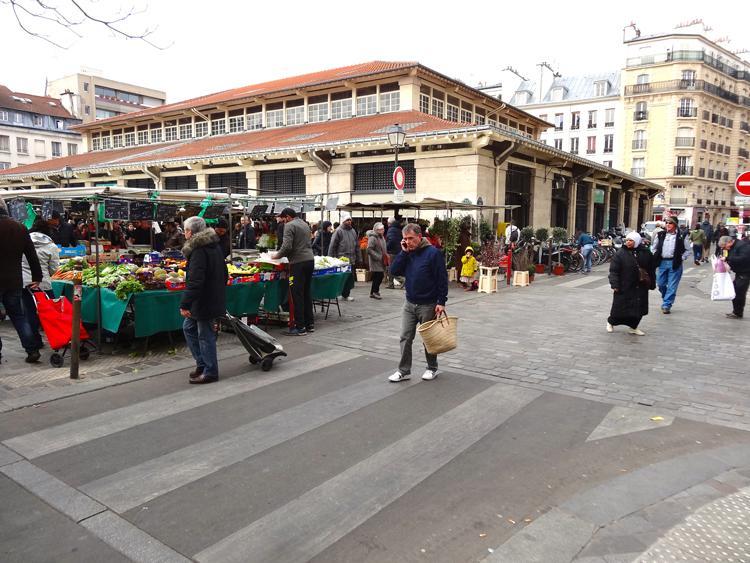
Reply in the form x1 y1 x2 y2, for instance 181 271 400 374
689 224 706 265
0 198 44 363
651 216 690 314
273 208 315 335
312 220 333 257
328 212 358 301
606 232 656 335
700 219 714 262
385 217 404 289
718 235 750 319
366 222 389 300
388 223 448 382
180 217 228 384
21 219 60 351
577 230 597 274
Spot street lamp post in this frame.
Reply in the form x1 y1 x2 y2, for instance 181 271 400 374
387 124 406 204
62 165 73 190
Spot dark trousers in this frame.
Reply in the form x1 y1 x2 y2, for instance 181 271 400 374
733 273 749 318
370 272 384 295
341 272 355 298
22 289 54 349
290 260 314 329
0 289 39 355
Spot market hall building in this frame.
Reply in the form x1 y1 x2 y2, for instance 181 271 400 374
0 61 662 233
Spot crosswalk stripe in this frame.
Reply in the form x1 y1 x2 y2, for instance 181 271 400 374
558 275 607 288
80 372 419 513
194 385 541 563
3 349 358 459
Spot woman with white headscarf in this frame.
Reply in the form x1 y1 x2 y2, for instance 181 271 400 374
607 231 656 335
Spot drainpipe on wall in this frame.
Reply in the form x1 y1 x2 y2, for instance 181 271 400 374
142 166 161 190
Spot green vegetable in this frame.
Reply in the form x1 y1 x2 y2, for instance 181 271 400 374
114 279 144 300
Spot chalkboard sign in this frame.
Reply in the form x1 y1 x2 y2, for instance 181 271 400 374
70 200 91 214
103 199 129 221
129 200 155 220
41 199 65 220
202 204 228 220
155 203 179 221
8 200 28 222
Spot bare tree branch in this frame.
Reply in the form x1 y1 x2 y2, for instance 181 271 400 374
1 0 170 49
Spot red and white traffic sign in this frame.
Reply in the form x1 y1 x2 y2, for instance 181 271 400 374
736 171 750 196
392 166 405 190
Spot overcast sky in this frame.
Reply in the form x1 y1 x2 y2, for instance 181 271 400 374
1 0 746 104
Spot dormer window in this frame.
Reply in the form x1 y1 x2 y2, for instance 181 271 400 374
513 91 532 105
550 87 566 102
594 81 610 96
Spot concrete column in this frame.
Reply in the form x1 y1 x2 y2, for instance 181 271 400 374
246 170 260 196
603 185 612 230
617 190 626 226
586 184 595 233
196 174 208 191
531 171 552 228
567 182 578 233
628 191 639 229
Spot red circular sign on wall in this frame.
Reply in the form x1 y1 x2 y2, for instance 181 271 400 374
736 171 750 196
393 166 405 190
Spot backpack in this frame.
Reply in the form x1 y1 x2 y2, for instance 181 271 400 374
509 228 519 243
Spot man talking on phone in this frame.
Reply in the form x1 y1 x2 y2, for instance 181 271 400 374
388 223 448 382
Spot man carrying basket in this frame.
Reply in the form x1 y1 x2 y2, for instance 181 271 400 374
388 223 448 382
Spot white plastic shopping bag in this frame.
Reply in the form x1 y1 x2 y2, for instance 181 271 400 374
711 271 736 301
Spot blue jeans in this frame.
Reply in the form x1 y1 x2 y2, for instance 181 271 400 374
0 289 40 354
581 244 594 272
692 244 703 262
183 317 218 377
657 259 683 310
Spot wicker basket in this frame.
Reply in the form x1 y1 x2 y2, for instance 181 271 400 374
417 313 458 354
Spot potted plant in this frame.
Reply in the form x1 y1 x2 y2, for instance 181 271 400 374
527 264 537 282
552 261 565 276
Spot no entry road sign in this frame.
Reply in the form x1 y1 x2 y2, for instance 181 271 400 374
736 171 750 196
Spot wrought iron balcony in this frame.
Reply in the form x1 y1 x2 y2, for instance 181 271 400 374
632 139 647 150
674 166 694 176
675 137 695 147
631 167 645 177
677 107 698 118
633 111 648 121
670 197 688 205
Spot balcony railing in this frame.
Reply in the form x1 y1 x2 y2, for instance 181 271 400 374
570 123 579 130
632 139 647 150
625 50 750 89
631 167 645 177
739 148 750 159
633 111 648 121
677 107 698 118
624 79 743 105
586 148 596 154
674 166 694 176
604 121 615 127
741 122 750 133
670 197 688 205
675 137 695 147
587 122 597 129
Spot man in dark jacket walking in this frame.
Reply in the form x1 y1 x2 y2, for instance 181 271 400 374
651 216 690 314
388 223 448 382
328 212 358 300
0 198 44 363
700 219 714 262
719 235 750 319
385 217 403 288
273 208 315 335
180 216 228 384
237 216 256 250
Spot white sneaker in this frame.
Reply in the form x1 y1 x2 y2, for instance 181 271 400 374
606 323 614 333
345 296 354 302
421 369 439 381
388 371 410 382
628 328 646 336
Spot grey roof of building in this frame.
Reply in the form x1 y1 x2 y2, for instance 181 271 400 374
514 72 621 105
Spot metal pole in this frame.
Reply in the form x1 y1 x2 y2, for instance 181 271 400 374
70 271 82 379
94 198 102 351
227 186 233 259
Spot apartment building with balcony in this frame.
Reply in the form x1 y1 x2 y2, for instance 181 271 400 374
0 61 661 232
0 85 82 170
622 31 750 225
511 73 623 170
46 72 165 128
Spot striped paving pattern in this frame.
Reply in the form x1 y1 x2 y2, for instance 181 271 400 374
4 340 742 563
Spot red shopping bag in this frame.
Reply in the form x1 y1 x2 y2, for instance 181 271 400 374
33 292 89 350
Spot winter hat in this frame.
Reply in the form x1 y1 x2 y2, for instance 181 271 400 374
465 246 474 253
340 212 351 222
626 231 642 247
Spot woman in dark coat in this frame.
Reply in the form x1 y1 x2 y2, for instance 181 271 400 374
607 231 656 335
312 221 333 256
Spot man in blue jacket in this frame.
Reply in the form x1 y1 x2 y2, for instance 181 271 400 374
388 223 448 382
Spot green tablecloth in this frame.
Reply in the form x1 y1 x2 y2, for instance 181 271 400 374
311 272 350 299
52 280 281 338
